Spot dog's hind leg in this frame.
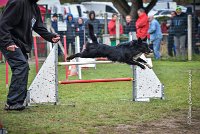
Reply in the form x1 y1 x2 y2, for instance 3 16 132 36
67 53 82 61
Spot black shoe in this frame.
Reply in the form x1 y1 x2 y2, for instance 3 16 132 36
4 103 25 111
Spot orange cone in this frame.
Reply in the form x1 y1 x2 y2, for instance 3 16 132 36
68 65 77 76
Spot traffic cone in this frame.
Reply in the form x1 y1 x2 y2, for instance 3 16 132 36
68 65 77 76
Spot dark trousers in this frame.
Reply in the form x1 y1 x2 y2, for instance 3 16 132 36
0 47 29 106
67 38 75 55
168 34 174 57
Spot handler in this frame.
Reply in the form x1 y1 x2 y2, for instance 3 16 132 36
0 0 60 111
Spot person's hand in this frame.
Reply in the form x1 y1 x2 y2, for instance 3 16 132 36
52 35 60 43
6 45 18 51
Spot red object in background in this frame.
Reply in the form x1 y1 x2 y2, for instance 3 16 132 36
37 37 46 56
108 20 124 35
161 22 168 34
0 52 2 61
0 0 8 7
136 13 149 40
33 37 39 74
59 78 133 84
38 5 51 22
0 120 3 128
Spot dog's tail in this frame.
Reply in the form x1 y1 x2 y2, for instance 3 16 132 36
88 24 98 43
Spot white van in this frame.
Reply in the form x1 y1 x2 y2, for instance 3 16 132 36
148 1 178 16
37 0 62 14
62 4 88 19
81 1 119 19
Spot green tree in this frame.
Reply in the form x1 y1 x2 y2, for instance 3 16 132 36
110 0 157 19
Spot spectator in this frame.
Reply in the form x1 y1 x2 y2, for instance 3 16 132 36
85 11 100 36
171 7 187 60
124 15 136 35
193 17 199 54
51 13 58 33
66 13 76 54
0 0 60 111
76 17 86 51
161 20 168 34
51 13 62 56
108 13 123 35
148 16 163 60
136 8 149 41
187 8 200 54
161 20 168 50
167 11 177 57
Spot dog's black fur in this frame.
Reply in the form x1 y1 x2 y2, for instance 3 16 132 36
67 24 152 69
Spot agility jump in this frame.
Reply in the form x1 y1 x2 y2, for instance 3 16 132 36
26 44 164 105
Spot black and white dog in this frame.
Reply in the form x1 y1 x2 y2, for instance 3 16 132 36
67 24 152 69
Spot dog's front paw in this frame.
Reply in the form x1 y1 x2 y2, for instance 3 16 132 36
145 63 152 69
139 65 146 69
66 57 71 62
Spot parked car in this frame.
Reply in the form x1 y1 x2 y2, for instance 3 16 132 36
81 1 119 19
37 0 62 15
148 1 177 16
62 4 88 21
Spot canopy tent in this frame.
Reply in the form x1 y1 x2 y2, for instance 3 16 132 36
0 0 8 7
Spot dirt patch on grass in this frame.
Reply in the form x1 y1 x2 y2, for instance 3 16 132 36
96 108 200 134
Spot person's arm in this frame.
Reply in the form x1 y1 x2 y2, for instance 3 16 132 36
84 20 89 36
170 18 174 28
148 21 156 34
0 0 23 48
33 6 59 43
97 19 101 35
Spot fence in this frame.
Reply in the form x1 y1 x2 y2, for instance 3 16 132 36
0 11 199 63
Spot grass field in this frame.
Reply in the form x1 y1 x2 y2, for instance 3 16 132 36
0 59 200 133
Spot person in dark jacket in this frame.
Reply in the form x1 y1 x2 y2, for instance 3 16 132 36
66 13 76 54
51 13 58 33
75 17 86 51
85 11 100 37
167 11 177 57
0 0 60 111
51 13 62 56
124 15 136 35
171 7 187 60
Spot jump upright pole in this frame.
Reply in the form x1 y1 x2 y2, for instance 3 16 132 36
59 78 133 84
27 45 164 105
33 36 39 73
63 35 69 80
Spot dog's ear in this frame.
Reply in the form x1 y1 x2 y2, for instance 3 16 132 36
88 24 98 43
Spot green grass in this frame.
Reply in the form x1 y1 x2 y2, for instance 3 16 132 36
0 59 200 133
